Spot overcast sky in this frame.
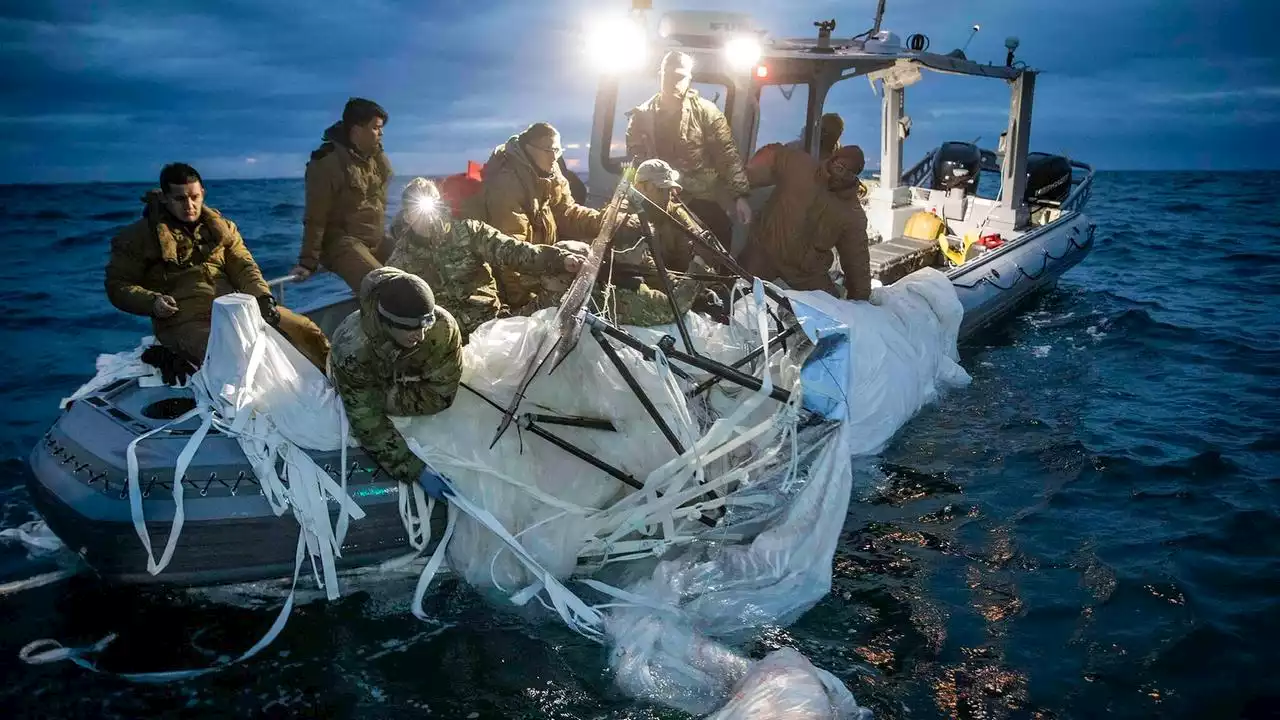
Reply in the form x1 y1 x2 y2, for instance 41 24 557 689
1 0 1275 184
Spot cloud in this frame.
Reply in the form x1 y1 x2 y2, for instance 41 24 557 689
0 0 1277 182
1141 86 1280 104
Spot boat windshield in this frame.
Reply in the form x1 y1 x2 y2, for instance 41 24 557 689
754 82 811 152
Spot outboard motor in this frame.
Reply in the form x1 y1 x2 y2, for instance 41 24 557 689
1024 152 1072 205
930 141 982 193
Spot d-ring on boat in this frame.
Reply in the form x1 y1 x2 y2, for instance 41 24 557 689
27 0 1096 595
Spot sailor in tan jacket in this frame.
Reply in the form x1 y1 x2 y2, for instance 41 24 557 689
290 98 394 292
461 122 605 314
741 143 872 301
625 51 753 248
105 163 330 372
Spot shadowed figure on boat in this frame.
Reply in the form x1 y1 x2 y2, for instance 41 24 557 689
740 142 873 301
290 97 395 292
103 162 331 380
784 112 845 162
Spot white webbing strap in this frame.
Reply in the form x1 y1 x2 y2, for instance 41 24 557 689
400 480 433 550
336 412 353 545
410 500 457 621
439 483 606 642
19 528 310 683
125 405 211 576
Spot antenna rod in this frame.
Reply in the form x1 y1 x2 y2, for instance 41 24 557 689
871 0 887 35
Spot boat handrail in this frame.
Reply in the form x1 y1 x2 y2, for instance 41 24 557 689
1058 160 1094 215
901 150 936 188
266 273 305 304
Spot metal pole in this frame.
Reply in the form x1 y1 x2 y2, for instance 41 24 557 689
689 323 803 397
525 413 616 432
585 316 696 382
520 420 716 528
871 0 888 36
657 338 793 404
634 198 696 354
592 328 687 454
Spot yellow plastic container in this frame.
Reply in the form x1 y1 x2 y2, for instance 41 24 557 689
938 231 981 266
903 210 945 241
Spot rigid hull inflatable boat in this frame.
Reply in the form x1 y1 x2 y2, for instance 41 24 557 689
28 5 1096 590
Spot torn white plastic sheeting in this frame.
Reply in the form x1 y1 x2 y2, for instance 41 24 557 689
397 268 967 718
194 293 364 598
25 293 365 682
392 307 764 594
59 335 168 409
706 649 872 720
0 520 65 557
789 267 970 457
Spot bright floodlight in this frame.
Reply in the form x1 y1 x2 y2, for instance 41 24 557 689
724 35 762 71
585 16 648 74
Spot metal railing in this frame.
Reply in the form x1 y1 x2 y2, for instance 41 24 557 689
1057 160 1094 215
266 273 305 304
900 149 936 188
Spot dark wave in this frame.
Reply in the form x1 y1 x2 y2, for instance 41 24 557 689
55 231 108 249
1222 251 1276 264
89 210 137 222
270 202 302 217
30 209 71 220
1162 201 1209 215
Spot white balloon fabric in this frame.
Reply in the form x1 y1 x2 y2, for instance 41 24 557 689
395 268 969 717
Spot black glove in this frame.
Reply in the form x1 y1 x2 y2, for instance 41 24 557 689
141 345 198 386
257 294 281 326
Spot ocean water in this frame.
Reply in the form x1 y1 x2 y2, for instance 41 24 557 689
1 172 1278 718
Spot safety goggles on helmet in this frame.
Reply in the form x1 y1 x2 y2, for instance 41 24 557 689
377 304 436 330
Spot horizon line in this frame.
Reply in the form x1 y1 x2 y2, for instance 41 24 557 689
4 167 1280 188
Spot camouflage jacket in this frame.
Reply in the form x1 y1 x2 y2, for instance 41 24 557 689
619 194 700 273
525 259 703 328
299 121 394 271
625 90 751 202
329 268 463 484
599 276 703 327
105 194 271 335
742 143 871 300
387 215 571 342
460 136 603 313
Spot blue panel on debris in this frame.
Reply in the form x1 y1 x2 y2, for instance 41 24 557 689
789 298 851 421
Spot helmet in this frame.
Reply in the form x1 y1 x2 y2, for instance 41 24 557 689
635 159 682 189
400 177 448 237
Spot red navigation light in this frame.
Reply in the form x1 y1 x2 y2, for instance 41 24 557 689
755 64 769 79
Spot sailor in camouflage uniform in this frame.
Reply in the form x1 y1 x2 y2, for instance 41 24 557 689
625 51 753 249
533 160 706 328
329 268 462 491
388 178 583 342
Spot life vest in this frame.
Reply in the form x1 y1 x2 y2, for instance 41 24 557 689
440 160 484 216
